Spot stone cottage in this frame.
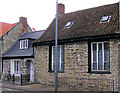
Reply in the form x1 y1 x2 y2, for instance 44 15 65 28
33 3 120 92
0 17 33 74
2 30 45 83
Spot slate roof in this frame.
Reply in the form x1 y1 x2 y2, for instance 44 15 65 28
19 31 45 40
34 3 119 45
2 30 45 58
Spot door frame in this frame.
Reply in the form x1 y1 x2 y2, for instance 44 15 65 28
30 61 34 82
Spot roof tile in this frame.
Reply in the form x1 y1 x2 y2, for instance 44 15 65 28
35 3 119 43
0 22 18 37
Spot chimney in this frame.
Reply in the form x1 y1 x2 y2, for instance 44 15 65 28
19 17 28 36
58 3 65 17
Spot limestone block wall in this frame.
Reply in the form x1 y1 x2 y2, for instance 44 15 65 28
3 60 11 75
34 45 54 85
1 22 32 54
2 59 30 77
34 39 119 91
0 22 32 74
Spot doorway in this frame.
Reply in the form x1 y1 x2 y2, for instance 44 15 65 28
30 61 34 82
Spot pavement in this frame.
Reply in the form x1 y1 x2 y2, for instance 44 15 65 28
0 81 118 93
0 81 72 93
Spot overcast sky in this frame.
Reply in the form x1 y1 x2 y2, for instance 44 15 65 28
0 0 119 30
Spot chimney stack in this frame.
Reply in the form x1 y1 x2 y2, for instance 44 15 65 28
19 17 28 36
19 17 27 28
58 3 65 17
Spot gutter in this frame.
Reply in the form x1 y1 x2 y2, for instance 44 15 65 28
2 56 34 59
33 34 120 46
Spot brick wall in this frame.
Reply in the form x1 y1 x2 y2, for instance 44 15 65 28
34 39 120 91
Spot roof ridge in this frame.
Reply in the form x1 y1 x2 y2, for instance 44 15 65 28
64 2 118 15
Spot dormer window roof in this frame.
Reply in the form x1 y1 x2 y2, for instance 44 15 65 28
20 39 28 49
64 21 74 28
100 16 111 23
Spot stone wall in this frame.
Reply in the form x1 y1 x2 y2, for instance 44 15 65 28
0 19 32 74
2 59 31 78
2 59 32 84
1 22 32 54
34 45 54 85
34 39 120 91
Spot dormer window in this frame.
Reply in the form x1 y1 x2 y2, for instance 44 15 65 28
20 39 28 49
100 16 111 23
64 21 74 28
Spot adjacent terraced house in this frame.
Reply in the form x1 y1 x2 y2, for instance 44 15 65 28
33 3 120 92
0 17 33 74
2 31 45 83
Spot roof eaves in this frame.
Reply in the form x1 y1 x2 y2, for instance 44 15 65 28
33 34 119 46
19 38 36 40
2 56 34 59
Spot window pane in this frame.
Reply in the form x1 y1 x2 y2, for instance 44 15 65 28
14 62 17 73
93 51 97 62
23 41 25 47
52 46 61 70
20 41 22 48
98 43 102 50
98 51 103 70
104 62 109 70
93 44 97 50
104 50 109 62
24 41 26 47
18 61 21 74
104 42 109 50
53 47 55 70
57 47 60 70
25 40 28 48
52 46 64 71
93 63 97 70
61 46 64 70
104 42 109 70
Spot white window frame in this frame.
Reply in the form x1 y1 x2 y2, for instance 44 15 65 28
91 41 109 71
64 21 74 28
52 46 64 71
10 59 21 76
14 61 21 75
100 16 111 23
20 39 28 49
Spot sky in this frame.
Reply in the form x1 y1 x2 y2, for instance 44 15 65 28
0 0 119 31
